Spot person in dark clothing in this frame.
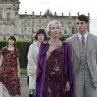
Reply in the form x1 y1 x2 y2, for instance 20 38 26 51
24 32 36 85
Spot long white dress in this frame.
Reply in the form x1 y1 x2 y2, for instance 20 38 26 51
27 42 39 90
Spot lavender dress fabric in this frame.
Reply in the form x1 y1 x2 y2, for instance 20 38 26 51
36 42 74 97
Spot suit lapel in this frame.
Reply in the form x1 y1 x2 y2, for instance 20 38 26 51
87 34 94 58
72 34 80 60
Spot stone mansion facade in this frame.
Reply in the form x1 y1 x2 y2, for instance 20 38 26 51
0 0 90 41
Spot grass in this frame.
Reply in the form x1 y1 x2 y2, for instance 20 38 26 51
20 68 27 75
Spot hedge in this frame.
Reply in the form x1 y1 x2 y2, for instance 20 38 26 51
0 35 71 68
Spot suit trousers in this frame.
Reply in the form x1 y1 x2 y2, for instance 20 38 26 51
75 68 97 97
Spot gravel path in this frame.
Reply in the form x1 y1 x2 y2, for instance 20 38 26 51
20 74 29 97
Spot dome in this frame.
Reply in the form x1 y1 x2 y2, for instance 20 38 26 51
44 9 53 16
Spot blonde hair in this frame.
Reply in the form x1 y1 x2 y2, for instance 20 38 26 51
46 20 63 36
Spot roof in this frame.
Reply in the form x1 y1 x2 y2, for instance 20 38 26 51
0 0 19 3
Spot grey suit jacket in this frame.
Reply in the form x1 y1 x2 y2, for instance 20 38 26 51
66 33 97 87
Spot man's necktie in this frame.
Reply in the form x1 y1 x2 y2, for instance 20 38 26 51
81 35 85 46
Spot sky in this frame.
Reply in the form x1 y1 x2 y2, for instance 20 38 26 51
19 0 97 36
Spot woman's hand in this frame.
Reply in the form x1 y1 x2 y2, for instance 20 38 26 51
48 45 59 53
46 45 59 60
65 81 70 92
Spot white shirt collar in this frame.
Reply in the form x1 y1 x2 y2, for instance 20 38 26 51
77 32 88 42
33 41 37 44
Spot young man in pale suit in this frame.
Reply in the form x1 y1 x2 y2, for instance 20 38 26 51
66 14 97 97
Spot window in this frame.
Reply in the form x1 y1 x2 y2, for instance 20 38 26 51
7 12 10 19
15 12 18 16
0 11 2 19
64 30 67 34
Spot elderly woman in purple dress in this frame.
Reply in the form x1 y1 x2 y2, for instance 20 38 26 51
36 20 74 97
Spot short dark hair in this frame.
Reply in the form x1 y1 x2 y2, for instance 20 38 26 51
77 15 89 23
35 29 47 40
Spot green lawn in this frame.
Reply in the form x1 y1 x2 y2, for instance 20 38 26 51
20 68 27 75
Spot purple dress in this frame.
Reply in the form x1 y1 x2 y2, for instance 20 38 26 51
36 42 74 97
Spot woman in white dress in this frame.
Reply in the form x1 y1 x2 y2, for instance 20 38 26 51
27 29 47 97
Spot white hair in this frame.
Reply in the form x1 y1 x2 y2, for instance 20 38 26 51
46 20 63 36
